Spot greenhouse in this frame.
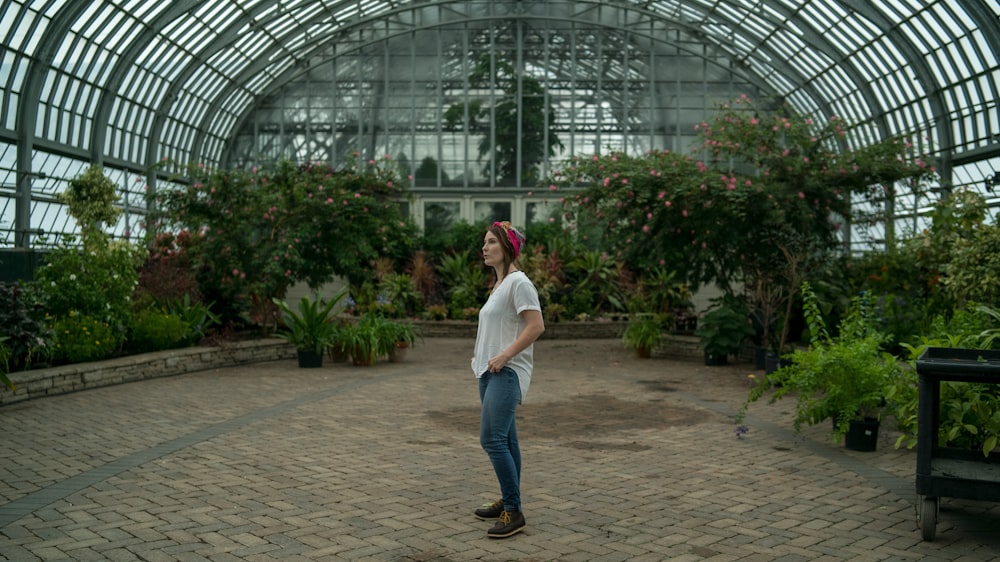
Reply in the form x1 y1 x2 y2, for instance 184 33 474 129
1 0 998 253
3 1 1000 557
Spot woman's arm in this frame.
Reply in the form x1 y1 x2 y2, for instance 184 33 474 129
487 309 545 373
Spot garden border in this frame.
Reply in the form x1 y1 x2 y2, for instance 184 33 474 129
1 322 704 406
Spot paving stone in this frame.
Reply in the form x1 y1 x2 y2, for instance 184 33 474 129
1 339 999 561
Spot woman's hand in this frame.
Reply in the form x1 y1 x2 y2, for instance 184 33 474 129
487 352 510 373
487 310 545 372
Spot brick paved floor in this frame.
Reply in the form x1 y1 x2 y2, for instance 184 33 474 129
1 338 999 561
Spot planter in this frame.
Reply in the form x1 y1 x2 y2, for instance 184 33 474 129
764 352 791 374
754 346 767 370
351 346 377 367
844 418 880 452
704 352 728 366
388 342 409 363
297 349 324 368
327 343 350 363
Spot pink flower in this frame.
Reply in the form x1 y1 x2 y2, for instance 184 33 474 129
642 225 650 233
549 184 558 191
664 201 672 207
798 192 805 199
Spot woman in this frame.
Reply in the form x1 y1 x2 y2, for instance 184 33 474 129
471 220 545 539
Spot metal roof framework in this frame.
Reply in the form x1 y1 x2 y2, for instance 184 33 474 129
1 0 998 249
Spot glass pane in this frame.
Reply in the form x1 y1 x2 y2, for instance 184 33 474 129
473 201 512 224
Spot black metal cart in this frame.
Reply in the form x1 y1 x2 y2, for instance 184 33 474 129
914 347 1000 541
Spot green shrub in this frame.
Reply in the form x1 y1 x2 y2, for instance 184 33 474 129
130 309 191 353
52 313 116 364
0 282 53 371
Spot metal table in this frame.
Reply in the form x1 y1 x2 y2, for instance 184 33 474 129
914 347 1000 541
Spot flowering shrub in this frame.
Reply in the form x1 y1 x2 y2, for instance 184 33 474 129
150 157 418 327
35 241 145 352
35 166 145 353
51 312 116 364
557 95 937 350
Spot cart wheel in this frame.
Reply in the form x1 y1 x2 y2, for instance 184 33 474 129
920 496 938 541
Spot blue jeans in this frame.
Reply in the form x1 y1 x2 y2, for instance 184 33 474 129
479 367 522 513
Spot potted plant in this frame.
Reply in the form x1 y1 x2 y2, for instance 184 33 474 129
740 282 900 448
386 320 419 363
326 317 352 363
345 313 397 367
694 296 754 366
622 314 665 358
272 290 346 368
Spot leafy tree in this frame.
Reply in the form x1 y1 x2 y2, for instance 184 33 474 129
445 55 563 184
151 157 418 327
557 95 937 351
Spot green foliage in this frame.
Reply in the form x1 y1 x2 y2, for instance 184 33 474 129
422 304 448 321
445 55 563 184
887 304 1000 457
0 282 52 371
151 159 418 327
60 165 121 238
343 313 404 365
36 166 147 352
434 253 489 319
35 240 145 352
567 251 626 315
273 291 346 353
741 282 900 442
0 336 13 391
622 315 666 356
163 295 220 345
129 309 190 353
943 218 1000 307
378 273 424 318
51 312 116 364
695 297 755 357
557 95 937 351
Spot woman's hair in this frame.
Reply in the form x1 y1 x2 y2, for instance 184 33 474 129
488 221 522 280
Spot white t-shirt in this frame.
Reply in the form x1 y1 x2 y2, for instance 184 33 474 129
471 270 542 403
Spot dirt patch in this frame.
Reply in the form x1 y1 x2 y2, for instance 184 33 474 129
427 393 719 441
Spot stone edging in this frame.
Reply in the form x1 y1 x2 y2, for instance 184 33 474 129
2 323 707 407
2 339 295 407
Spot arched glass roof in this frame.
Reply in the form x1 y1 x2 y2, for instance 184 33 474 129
1 0 998 249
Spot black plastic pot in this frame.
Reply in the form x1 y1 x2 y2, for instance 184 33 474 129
297 349 324 368
704 352 728 366
844 418 880 452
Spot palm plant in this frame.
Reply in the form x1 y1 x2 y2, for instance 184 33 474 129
272 290 346 354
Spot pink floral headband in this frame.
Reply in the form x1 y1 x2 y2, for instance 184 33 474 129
492 221 526 259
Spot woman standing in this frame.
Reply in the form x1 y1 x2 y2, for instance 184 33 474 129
471 221 545 539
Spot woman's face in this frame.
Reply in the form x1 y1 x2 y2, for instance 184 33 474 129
482 230 506 269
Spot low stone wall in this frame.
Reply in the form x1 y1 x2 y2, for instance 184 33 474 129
2 339 296 407
1 323 708 407
411 319 630 339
